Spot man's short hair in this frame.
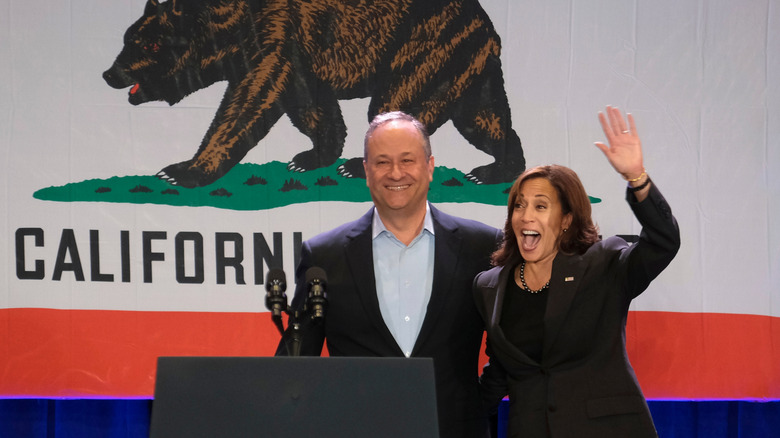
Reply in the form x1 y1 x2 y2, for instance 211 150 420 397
363 111 431 160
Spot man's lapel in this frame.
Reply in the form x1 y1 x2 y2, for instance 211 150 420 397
412 206 460 354
344 208 402 353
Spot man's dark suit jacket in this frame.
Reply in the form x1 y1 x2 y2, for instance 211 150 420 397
474 184 680 438
277 204 501 438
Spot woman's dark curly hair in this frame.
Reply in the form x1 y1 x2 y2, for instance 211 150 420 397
492 165 600 267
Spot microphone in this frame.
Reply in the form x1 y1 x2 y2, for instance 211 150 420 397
305 266 328 324
265 268 287 334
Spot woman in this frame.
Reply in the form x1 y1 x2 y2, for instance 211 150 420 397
474 106 680 437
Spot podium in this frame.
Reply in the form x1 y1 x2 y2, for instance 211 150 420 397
149 356 440 437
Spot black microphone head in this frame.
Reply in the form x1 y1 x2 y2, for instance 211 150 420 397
265 268 287 291
305 266 327 285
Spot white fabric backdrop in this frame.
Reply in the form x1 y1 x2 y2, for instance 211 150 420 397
0 0 778 398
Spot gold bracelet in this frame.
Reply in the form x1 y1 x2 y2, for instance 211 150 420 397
624 169 646 182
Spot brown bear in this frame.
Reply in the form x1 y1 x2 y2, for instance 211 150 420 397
103 0 525 188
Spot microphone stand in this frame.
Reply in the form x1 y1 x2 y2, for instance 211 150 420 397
267 267 328 357
268 304 285 337
287 310 304 357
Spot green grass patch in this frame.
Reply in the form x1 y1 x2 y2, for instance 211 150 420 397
34 160 566 211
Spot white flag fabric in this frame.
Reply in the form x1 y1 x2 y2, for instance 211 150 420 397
1 0 778 399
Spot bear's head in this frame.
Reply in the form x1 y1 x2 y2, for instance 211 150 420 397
103 0 249 106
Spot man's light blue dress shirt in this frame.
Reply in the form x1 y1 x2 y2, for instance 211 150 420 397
372 204 435 357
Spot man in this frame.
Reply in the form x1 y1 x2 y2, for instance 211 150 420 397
276 111 501 438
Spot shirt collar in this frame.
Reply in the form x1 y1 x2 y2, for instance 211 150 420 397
372 203 435 240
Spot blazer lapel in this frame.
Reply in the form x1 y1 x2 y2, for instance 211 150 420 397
488 265 539 366
543 252 586 359
344 209 401 353
411 206 459 354
488 267 511 329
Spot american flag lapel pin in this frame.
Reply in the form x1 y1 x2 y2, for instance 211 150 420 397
564 276 574 282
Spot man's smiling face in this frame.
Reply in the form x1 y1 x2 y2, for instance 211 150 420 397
363 120 434 219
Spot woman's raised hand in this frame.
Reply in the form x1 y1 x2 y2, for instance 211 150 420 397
594 106 644 181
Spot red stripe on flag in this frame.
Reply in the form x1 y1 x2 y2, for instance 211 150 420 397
1 308 778 399
0 308 280 397
627 311 780 400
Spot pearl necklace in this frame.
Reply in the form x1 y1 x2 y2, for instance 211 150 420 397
518 261 550 294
